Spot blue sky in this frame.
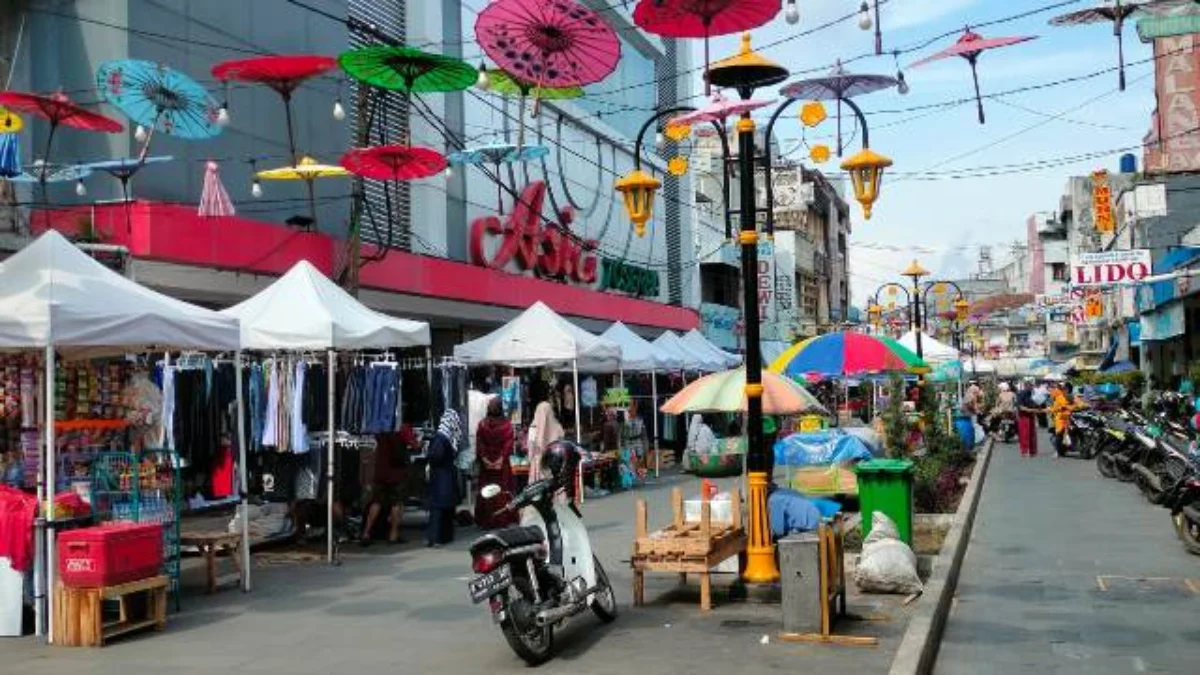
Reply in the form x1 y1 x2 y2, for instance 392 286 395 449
701 0 1157 304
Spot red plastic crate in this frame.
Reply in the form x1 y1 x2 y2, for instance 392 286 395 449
57 523 163 588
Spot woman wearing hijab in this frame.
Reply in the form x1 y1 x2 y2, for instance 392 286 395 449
475 397 517 529
527 400 564 481
685 414 716 466
426 410 462 547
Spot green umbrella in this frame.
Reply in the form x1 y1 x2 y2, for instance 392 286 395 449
486 69 584 99
338 46 476 92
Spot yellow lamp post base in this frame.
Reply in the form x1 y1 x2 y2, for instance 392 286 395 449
742 471 780 583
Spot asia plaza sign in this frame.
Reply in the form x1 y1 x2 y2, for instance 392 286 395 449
469 181 660 298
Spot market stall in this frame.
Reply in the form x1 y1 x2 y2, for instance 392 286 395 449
0 230 242 641
220 260 430 562
897 330 960 365
680 329 742 368
653 331 724 373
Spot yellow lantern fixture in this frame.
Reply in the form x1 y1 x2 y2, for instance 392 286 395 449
664 123 691 142
667 155 689 176
615 169 661 237
809 144 831 164
902 259 931 280
954 297 970 323
868 303 882 327
839 147 892 220
799 101 827 128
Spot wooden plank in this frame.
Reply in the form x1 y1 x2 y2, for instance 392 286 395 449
101 576 168 600
635 499 647 541
671 487 683 528
700 572 711 612
102 618 163 642
778 632 879 646
730 487 742 529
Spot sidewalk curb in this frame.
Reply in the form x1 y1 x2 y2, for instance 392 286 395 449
888 438 995 675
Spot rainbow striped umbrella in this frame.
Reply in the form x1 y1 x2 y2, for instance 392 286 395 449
769 331 929 380
659 367 827 416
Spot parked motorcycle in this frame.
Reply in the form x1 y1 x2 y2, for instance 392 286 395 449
1060 409 1106 460
1096 409 1152 482
468 441 616 665
1168 476 1200 555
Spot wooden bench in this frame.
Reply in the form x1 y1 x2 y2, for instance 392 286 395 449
631 487 746 611
181 531 243 594
54 576 168 647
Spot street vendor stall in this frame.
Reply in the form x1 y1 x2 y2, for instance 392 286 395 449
220 260 430 563
0 231 242 641
681 329 742 368
653 331 724 373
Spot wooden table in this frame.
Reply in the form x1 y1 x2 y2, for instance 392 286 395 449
54 576 167 647
180 531 243 594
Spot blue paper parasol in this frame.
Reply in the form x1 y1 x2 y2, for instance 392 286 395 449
0 133 20 178
448 142 549 211
8 162 92 184
81 155 174 232
96 60 222 142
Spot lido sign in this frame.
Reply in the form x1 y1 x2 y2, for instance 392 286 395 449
1070 249 1151 287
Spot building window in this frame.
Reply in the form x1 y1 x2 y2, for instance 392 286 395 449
1051 263 1068 282
700 263 740 307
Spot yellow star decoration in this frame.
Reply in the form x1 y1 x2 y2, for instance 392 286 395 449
799 101 827 128
809 144 831 164
667 155 689 176
664 123 691 142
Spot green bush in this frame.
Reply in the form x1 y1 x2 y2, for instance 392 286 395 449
881 373 909 457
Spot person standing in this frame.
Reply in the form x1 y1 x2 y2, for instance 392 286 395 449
1049 382 1081 458
1015 380 1042 457
425 410 462 547
527 400 564 481
990 382 1017 436
474 397 516 530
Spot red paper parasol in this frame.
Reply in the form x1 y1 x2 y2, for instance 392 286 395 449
1049 1 1157 91
340 145 448 181
475 0 621 91
634 0 780 93
0 91 123 199
211 55 338 164
909 29 1036 125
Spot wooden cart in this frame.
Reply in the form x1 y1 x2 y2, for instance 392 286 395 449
631 487 746 611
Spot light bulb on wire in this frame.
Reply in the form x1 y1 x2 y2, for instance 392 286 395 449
134 125 148 143
655 131 665 150
216 103 230 126
476 63 491 90
75 179 86 197
251 179 262 198
858 2 872 31
332 98 345 121
784 0 799 25
897 71 910 95
444 166 453 180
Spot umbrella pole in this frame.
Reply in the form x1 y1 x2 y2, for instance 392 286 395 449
306 178 317 228
38 121 58 206
969 58 985 125
235 351 251 591
836 98 843 157
496 163 504 213
652 370 659 478
121 177 132 234
283 93 299 166
704 33 711 96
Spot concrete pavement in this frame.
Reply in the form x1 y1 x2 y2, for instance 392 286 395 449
6 470 911 675
935 430 1200 674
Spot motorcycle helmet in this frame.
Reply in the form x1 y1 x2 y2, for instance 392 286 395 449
541 440 582 491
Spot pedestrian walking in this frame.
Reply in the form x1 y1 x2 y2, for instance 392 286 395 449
1015 379 1042 457
425 409 463 547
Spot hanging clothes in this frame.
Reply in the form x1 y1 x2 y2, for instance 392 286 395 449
263 360 281 447
291 360 308 454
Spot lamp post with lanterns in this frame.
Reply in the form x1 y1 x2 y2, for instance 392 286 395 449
868 262 970 362
617 34 895 585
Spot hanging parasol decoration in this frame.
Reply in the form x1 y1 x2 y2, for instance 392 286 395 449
7 162 92 184
96 59 223 150
669 91 775 126
448 142 550 212
0 108 23 133
780 61 899 155
0 91 123 198
198 160 236 217
908 29 1036 125
475 0 621 102
1050 1 1159 91
338 45 476 93
256 156 350 226
485 69 584 99
0 133 20 178
340 145 448 181
634 0 780 94
81 155 174 233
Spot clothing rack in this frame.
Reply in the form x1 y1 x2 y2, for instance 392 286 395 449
308 431 376 450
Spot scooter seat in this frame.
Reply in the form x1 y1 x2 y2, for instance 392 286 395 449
471 526 545 554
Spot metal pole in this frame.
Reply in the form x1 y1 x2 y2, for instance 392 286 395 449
234 351 251 591
326 349 336 564
651 369 660 478
43 344 55 642
572 359 583 503
425 347 434 427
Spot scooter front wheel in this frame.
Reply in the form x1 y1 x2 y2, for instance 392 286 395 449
590 555 618 623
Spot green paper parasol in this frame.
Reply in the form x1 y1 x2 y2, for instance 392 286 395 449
487 69 584 99
338 46 476 92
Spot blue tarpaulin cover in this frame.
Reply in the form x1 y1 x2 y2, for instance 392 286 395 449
774 429 877 467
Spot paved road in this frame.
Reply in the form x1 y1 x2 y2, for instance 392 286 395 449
936 430 1200 675
8 470 907 675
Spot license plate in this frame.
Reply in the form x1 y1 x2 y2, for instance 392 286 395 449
468 564 512 604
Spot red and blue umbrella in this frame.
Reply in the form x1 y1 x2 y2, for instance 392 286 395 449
768 331 929 380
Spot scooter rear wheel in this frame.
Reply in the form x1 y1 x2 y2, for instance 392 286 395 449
499 580 554 665
1180 512 1200 556
1097 452 1117 479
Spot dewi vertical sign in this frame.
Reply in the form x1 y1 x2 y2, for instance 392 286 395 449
1070 249 1151 287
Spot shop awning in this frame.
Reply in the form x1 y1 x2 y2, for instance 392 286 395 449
453 301 620 369
594 321 682 372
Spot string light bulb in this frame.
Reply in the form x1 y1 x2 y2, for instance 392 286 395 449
444 166 453 179
251 179 262 198
216 103 230 126
858 2 873 31
333 98 345 121
897 71 910 95
476 62 491 90
655 131 665 150
74 179 86 197
784 0 799 25
134 125 148 143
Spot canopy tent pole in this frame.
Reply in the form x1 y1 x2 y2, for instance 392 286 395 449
326 349 336 564
573 359 583 504
425 347 433 426
618 367 624 389
234 351 251 591
43 344 56 643
35 345 54 639
651 369 659 478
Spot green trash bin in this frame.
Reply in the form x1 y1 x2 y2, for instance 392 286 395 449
854 458 915 546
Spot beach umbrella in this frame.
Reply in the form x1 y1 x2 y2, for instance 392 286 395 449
95 59 222 155
198 160 235 217
255 156 350 225
633 0 780 94
909 29 1036 124
779 62 899 155
1050 1 1160 91
660 367 827 416
447 142 549 211
769 331 929 380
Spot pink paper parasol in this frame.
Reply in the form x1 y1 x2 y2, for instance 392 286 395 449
475 0 621 91
1049 1 1159 91
669 91 774 125
909 29 1036 125
779 61 899 155
198 161 235 217
634 0 780 93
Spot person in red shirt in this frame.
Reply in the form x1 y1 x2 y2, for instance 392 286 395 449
362 422 421 545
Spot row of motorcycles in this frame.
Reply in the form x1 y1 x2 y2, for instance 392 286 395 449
1060 391 1200 555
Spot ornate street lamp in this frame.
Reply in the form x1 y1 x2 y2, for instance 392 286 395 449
840 147 892 220
615 169 661 237
954 296 971 323
902 260 931 359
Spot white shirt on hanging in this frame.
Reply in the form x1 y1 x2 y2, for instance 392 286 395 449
262 360 280 447
291 360 308 453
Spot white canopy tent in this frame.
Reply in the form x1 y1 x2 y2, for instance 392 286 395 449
221 260 431 562
454 302 621 446
681 329 742 368
653 331 723 372
0 230 243 641
898 330 961 365
962 359 997 375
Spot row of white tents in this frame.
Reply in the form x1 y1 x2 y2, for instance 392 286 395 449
0 231 740 641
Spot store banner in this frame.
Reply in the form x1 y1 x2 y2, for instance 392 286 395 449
1070 249 1152 287
1140 302 1185 341
1148 34 1200 173
757 239 776 327
1092 170 1114 233
700 303 740 351
1127 320 1142 347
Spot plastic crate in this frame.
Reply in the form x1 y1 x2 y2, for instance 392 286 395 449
57 522 163 588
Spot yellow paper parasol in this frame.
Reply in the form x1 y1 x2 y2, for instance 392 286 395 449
0 108 24 133
255 156 349 225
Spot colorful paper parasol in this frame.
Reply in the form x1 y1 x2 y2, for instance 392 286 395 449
669 91 774 125
7 162 92 184
1050 1 1158 91
0 108 23 133
82 155 174 232
659 367 827 416
769 332 929 380
909 29 1036 125
780 62 899 155
340 145 448 181
0 133 20 178
475 0 621 92
256 156 350 225
199 160 235 217
634 0 780 93
338 45 476 92
0 91 123 197
96 59 222 144
486 69 584 99
212 55 338 164
448 142 550 211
